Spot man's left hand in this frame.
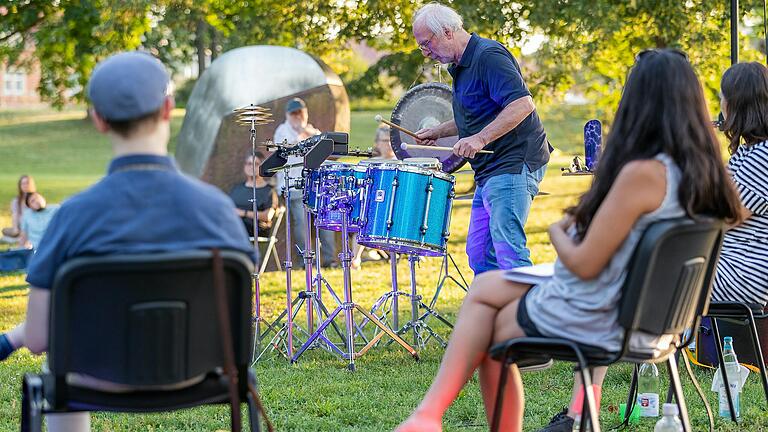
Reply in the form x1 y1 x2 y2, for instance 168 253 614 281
453 135 487 158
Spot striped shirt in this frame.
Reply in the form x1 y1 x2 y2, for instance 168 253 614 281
712 141 768 306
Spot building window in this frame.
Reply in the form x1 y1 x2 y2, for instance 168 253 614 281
4 70 26 96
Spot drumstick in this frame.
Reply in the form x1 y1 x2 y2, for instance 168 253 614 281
400 143 494 154
374 115 420 139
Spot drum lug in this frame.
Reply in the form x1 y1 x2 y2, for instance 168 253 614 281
420 179 434 240
386 175 399 234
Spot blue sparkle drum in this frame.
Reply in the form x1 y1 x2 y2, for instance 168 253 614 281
302 167 323 214
314 163 367 231
358 162 455 256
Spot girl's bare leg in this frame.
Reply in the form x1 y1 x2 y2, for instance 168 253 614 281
395 272 530 432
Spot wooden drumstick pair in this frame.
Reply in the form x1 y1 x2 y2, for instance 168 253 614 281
374 115 494 154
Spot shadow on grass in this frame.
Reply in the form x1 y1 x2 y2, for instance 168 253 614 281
0 284 29 298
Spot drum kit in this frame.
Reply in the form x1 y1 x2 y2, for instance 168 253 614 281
247 83 474 370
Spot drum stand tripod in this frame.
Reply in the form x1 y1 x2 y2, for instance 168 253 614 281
254 168 312 362
370 255 454 350
428 252 468 310
292 185 418 370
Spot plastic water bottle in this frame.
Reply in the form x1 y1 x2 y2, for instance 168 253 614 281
654 403 683 432
637 363 660 417
718 336 741 418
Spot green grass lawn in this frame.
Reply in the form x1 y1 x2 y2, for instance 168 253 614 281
1 106 766 431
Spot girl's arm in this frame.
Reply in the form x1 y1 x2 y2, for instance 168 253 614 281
550 159 668 280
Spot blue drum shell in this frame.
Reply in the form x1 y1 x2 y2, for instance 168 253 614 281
359 166 454 256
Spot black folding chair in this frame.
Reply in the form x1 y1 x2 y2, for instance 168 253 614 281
20 250 267 432
489 218 724 432
704 302 768 421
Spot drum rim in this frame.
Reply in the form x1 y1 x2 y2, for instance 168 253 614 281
365 163 455 183
356 235 445 256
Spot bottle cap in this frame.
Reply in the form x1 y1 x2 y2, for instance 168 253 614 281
663 403 679 416
724 336 733 343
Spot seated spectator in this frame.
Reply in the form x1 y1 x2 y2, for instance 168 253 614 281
18 192 60 250
1 175 36 245
372 125 398 160
396 50 742 432
229 153 278 238
711 61 768 306
0 51 251 432
274 97 336 268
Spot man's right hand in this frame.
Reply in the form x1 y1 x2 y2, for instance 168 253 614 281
415 127 440 146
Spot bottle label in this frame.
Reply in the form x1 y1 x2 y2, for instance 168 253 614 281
718 384 741 418
638 393 659 417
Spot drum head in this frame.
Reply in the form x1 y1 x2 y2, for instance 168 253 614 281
390 82 464 173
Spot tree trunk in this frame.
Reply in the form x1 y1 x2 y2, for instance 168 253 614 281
210 27 218 61
196 19 207 77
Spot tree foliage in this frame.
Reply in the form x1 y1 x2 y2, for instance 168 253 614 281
1 0 767 113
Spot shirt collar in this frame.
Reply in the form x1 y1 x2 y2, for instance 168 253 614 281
108 154 177 174
456 33 480 68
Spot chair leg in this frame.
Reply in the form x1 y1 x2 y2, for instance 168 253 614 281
711 318 738 421
622 364 638 426
490 360 511 432
667 354 692 432
246 390 261 432
577 366 601 432
744 310 768 407
21 374 44 432
666 350 680 404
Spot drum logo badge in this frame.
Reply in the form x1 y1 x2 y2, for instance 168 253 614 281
375 190 386 202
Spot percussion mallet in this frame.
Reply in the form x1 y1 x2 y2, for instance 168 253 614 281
399 143 494 155
374 115 420 139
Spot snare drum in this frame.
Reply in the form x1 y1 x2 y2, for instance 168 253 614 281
315 163 367 232
358 163 454 256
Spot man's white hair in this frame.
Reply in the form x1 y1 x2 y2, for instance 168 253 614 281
413 3 464 35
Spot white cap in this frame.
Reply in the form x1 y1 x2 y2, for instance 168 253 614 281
663 403 679 416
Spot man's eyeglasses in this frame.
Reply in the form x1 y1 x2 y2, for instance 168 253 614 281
418 33 437 53
635 48 689 62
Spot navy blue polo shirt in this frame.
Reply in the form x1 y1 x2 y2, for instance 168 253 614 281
26 154 253 290
448 34 551 185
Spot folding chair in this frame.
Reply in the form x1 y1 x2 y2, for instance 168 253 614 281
250 205 285 275
20 250 268 432
489 218 724 432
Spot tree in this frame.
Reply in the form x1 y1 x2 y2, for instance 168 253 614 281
1 0 767 112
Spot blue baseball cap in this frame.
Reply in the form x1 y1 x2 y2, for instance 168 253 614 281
285 97 307 113
87 51 170 121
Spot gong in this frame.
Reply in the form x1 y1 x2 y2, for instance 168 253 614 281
390 82 464 173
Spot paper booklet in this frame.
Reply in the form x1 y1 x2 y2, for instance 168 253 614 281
504 262 555 285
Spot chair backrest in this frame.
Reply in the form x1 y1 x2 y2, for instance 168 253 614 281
47 250 253 388
618 218 724 339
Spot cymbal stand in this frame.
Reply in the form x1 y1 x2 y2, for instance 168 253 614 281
292 180 419 370
427 252 468 310
232 105 274 364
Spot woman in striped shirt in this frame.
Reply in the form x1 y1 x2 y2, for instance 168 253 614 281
713 62 768 306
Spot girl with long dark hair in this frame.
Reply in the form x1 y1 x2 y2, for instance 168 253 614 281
396 50 742 432
712 62 768 306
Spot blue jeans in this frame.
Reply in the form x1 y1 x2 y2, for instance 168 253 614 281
466 164 546 274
